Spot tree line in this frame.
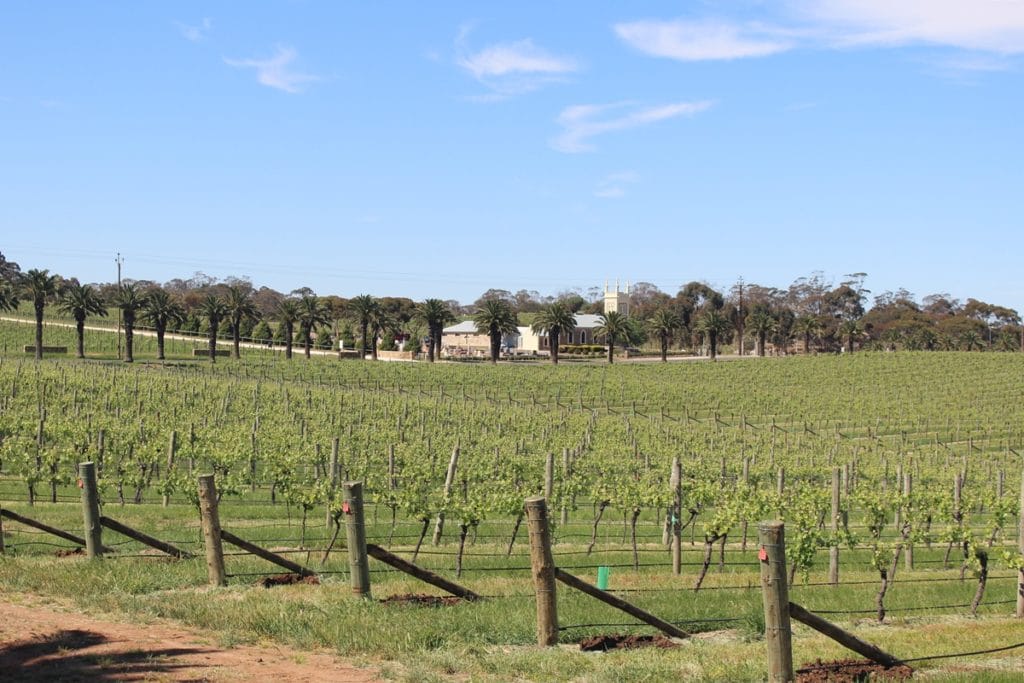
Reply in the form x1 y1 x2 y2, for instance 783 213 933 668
0 252 1020 364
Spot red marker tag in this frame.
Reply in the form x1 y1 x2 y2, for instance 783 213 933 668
758 547 768 562
77 479 84 489
342 501 351 514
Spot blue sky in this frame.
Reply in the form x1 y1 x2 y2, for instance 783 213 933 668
2 1 1022 310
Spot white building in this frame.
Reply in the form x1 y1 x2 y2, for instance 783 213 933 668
517 314 604 352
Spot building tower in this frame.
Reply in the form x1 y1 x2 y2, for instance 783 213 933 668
603 279 630 317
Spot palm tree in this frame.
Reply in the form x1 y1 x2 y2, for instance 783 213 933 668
142 288 185 361
276 299 300 359
348 294 378 360
198 294 228 363
646 308 681 362
696 309 731 360
0 279 18 312
961 330 983 351
225 285 259 359
793 316 823 355
472 298 518 364
746 309 778 357
838 319 862 354
368 305 393 361
57 283 107 359
532 302 577 365
298 295 330 359
595 310 631 364
113 283 147 363
20 269 61 360
416 298 455 363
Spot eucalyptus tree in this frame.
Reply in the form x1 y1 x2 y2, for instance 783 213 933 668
113 282 147 363
531 302 577 365
473 298 518 364
0 279 18 312
276 298 300 360
225 284 260 359
416 298 455 362
646 307 681 362
57 283 107 359
142 288 185 361
595 310 630 364
20 269 61 360
198 294 228 363
794 315 824 355
746 308 778 357
348 294 378 360
696 309 731 360
298 294 330 359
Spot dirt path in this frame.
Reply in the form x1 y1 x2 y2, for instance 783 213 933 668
0 595 382 682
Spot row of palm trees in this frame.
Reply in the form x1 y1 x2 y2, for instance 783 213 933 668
0 270 468 365
0 269 848 366
0 270 333 363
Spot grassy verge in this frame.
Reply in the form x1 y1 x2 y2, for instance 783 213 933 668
3 500 1024 680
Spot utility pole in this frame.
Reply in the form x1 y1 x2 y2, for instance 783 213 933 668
115 253 123 360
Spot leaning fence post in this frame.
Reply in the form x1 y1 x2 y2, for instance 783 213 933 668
198 474 226 587
759 520 794 682
525 496 558 646
343 481 372 599
80 461 103 558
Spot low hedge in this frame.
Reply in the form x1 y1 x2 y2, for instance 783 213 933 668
558 344 605 355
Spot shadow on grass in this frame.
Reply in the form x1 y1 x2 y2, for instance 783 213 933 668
0 628 209 681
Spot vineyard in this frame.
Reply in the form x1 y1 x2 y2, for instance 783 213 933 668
2 327 1024 680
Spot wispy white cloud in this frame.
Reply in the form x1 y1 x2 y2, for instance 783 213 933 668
615 2 1024 65
595 171 640 199
224 46 318 94
614 19 793 61
552 101 713 153
456 25 577 98
176 18 212 43
795 0 1024 54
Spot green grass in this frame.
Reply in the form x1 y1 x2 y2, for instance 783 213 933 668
3 497 1024 680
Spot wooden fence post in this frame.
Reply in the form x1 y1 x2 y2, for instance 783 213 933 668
96 428 105 471
560 448 570 525
1017 468 1024 618
829 467 840 585
198 474 226 587
343 481 372 598
249 431 258 493
79 461 103 558
326 439 340 528
903 472 913 570
525 496 558 646
544 452 555 500
671 457 682 575
162 430 177 507
776 468 785 517
758 521 794 682
432 445 459 545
